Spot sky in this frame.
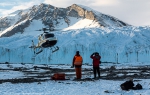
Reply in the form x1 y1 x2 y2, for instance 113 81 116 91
0 0 150 26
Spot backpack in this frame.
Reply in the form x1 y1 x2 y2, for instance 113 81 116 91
135 83 142 90
51 73 65 80
74 56 82 65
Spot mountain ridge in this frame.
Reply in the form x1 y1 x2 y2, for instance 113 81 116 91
0 3 130 37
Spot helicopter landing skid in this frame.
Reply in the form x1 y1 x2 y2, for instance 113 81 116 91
36 49 43 55
34 46 59 55
52 46 59 53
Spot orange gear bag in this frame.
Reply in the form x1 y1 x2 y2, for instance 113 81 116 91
74 56 82 65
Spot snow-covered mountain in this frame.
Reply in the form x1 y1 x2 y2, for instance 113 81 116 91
0 3 150 64
0 3 129 37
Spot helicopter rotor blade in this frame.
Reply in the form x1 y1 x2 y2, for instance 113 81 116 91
35 29 42 31
35 28 62 33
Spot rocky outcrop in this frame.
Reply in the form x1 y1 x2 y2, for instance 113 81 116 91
67 4 95 20
0 17 11 31
1 20 30 37
67 4 85 17
67 4 129 27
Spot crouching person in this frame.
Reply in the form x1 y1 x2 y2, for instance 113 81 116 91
120 78 143 91
120 78 135 91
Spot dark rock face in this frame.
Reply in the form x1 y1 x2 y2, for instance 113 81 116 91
0 3 130 37
1 20 30 37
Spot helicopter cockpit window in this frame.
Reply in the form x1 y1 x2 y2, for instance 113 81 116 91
44 33 54 38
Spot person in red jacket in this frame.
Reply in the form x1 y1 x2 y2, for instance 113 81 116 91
72 51 83 79
90 52 101 79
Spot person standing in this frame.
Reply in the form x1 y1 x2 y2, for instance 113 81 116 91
72 51 83 79
90 52 101 79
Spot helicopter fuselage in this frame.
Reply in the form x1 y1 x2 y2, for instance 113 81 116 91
37 33 57 48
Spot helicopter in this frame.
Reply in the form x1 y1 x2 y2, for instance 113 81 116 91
29 28 59 55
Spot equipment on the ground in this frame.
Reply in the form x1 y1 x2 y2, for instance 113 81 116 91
51 73 66 80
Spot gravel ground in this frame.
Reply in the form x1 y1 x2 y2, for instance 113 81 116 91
0 63 150 84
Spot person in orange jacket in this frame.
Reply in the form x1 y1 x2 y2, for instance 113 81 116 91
71 51 83 79
90 52 101 79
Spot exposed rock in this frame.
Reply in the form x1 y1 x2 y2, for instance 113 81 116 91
67 4 95 20
1 20 30 37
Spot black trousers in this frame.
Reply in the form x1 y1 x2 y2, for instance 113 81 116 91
93 67 100 78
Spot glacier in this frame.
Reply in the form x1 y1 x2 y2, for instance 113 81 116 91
0 23 150 64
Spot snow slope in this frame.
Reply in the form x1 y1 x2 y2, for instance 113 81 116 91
0 78 149 95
